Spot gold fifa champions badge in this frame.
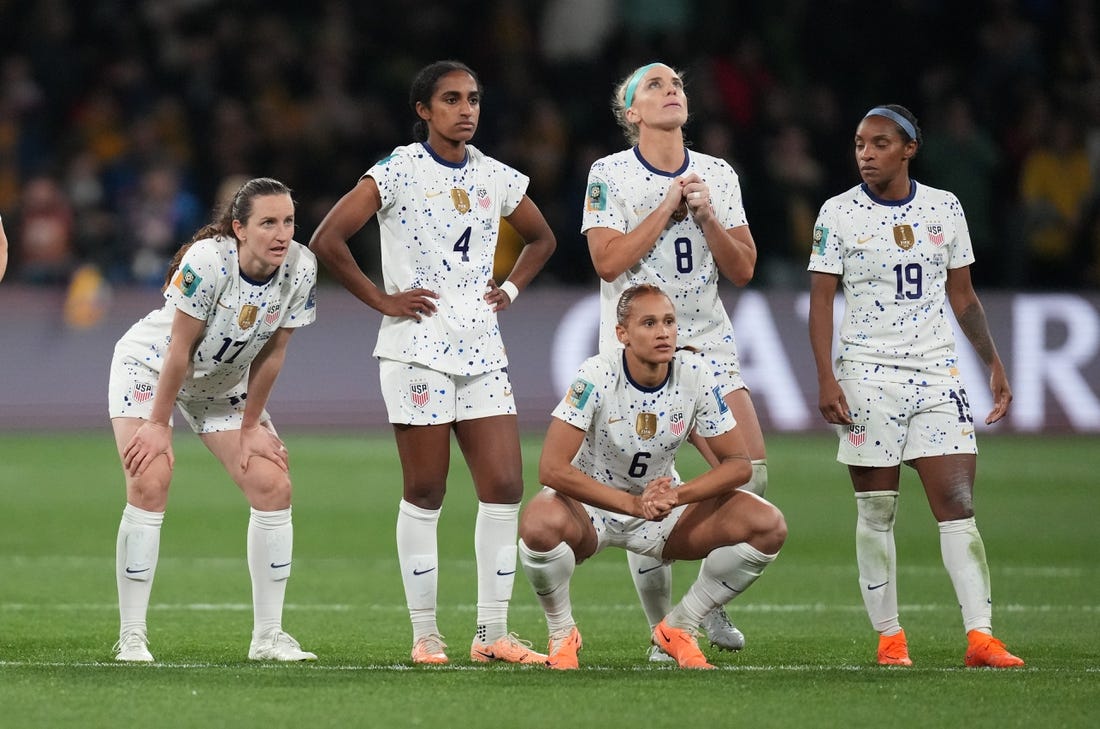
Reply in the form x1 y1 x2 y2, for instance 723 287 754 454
635 412 658 440
238 304 259 329
893 224 916 250
451 188 471 213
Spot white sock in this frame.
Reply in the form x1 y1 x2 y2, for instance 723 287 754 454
474 501 519 644
741 459 768 497
626 551 671 631
518 539 576 635
855 491 902 636
116 503 164 637
667 543 776 629
939 517 993 634
247 507 293 639
397 499 441 641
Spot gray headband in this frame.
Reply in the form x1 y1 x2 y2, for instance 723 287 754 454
864 107 916 140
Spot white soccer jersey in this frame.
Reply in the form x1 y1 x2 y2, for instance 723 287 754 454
808 181 975 385
552 350 737 496
113 236 317 398
581 147 748 358
366 142 529 376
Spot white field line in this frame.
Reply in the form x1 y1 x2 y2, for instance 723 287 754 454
1 602 1096 613
0 659 1095 674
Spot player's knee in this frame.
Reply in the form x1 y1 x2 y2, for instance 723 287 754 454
855 490 898 531
243 472 292 511
755 502 787 554
518 495 570 551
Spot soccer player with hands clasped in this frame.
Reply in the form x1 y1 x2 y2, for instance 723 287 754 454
310 60 555 666
808 104 1023 668
109 177 318 663
582 62 768 660
518 284 786 669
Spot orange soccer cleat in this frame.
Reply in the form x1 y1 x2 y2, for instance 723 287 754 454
877 630 913 666
652 619 715 670
964 630 1024 668
546 626 583 670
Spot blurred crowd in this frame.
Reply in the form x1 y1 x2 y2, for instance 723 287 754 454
1 0 1098 290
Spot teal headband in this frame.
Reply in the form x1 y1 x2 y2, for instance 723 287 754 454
864 107 917 141
624 63 662 109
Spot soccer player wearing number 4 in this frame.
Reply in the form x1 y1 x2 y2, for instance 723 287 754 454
519 284 786 669
582 62 767 660
310 60 555 665
808 104 1023 668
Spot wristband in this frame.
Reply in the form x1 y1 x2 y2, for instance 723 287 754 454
499 280 520 303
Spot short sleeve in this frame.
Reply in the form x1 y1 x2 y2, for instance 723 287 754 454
163 240 221 321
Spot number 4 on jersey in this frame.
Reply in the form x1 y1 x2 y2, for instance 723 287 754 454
453 226 472 262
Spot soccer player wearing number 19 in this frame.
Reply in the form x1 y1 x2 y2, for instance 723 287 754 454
807 104 1023 668
309 60 555 665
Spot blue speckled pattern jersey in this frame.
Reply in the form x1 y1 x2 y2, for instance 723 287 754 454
808 181 975 385
581 146 748 361
112 236 317 398
551 350 736 496
366 142 529 376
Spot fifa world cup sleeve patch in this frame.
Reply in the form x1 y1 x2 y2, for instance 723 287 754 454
173 263 202 297
812 225 829 256
586 181 608 212
566 378 595 409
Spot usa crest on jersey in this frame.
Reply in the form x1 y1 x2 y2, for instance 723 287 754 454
669 410 686 436
847 424 866 447
410 381 430 407
926 222 945 247
132 382 154 403
264 303 282 326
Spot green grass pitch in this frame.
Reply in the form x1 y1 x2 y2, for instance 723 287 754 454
0 431 1096 728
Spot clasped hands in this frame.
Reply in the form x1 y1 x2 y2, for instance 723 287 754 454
634 476 678 521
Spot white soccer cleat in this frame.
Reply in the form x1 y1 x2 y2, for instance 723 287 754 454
646 643 676 663
248 630 317 662
701 607 745 651
113 629 154 662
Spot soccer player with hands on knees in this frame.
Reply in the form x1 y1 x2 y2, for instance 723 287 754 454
519 284 786 670
582 62 768 660
807 104 1022 668
109 177 318 663
309 60 555 666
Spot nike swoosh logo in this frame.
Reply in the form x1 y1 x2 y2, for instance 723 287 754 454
867 581 889 591
124 567 150 574
503 390 512 397
472 649 494 660
962 428 974 436
608 417 626 424
636 565 664 575
215 299 233 309
425 190 447 198
496 569 516 576
413 567 436 576
536 589 554 596
720 581 743 593
856 235 873 244
270 561 291 569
